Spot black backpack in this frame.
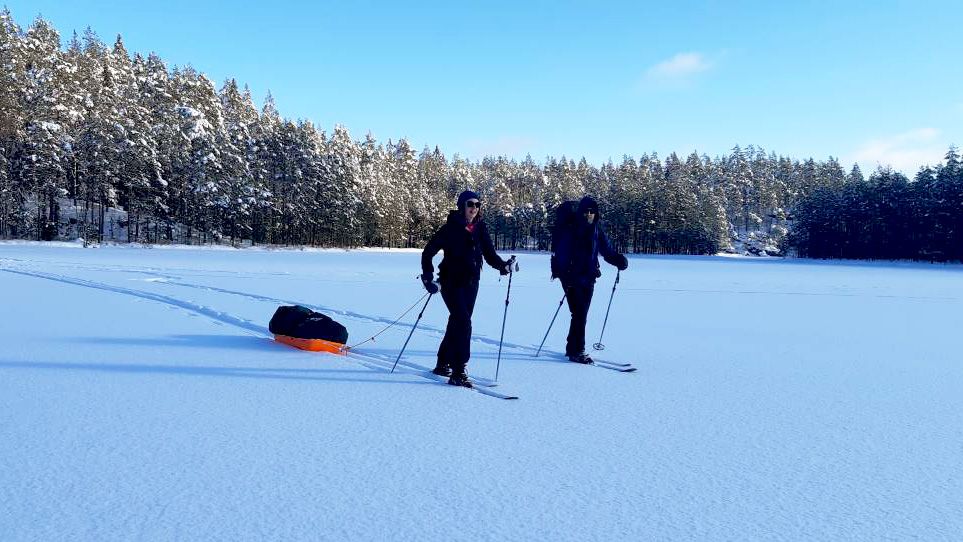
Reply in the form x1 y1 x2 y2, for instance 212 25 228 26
551 200 579 253
550 200 579 278
269 305 349 344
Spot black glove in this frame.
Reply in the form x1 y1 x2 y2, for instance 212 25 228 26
421 273 439 294
500 256 518 276
616 254 628 271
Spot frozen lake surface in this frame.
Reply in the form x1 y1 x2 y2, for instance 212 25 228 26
2 242 961 541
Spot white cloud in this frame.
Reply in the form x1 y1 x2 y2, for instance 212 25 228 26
645 52 712 82
848 128 948 175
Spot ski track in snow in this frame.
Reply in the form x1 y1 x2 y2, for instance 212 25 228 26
0 258 551 360
0 264 527 396
1 267 267 336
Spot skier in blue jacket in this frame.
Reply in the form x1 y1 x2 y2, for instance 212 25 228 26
551 196 628 363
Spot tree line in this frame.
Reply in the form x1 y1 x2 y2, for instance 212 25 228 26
792 155 963 261
1 10 960 261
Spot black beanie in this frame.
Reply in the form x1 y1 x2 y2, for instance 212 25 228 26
457 190 481 210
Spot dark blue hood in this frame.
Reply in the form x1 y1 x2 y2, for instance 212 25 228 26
577 196 599 220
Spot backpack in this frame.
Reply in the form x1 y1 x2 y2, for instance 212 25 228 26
269 305 349 344
550 200 579 252
550 200 579 278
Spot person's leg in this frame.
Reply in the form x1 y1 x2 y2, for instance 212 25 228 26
562 279 575 356
434 283 462 375
449 282 479 384
566 281 594 359
563 279 584 356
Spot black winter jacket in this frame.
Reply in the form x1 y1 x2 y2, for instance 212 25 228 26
422 211 507 285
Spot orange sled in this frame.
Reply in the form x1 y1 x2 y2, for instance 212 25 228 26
274 334 346 355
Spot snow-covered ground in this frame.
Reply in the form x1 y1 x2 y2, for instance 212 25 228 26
2 243 961 541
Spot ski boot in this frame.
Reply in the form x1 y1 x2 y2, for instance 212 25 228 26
431 363 451 377
448 369 473 388
568 352 594 364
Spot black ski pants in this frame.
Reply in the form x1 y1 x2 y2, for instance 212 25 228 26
561 278 594 356
437 280 479 373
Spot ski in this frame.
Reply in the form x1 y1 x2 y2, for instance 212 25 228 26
593 360 636 372
591 358 632 367
345 349 499 387
343 349 516 398
540 351 636 372
413 369 519 400
390 357 499 388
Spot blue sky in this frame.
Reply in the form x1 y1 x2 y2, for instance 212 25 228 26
8 0 962 174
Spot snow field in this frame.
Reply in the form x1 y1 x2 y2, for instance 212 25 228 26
1 244 961 541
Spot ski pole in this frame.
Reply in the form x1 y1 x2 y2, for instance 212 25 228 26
592 269 620 351
535 292 567 357
390 292 434 373
494 256 517 381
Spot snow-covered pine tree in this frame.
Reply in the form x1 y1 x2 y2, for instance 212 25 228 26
390 138 420 246
723 145 753 238
477 155 515 249
357 133 388 246
60 31 89 212
109 38 160 243
577 157 603 201
638 153 664 252
320 124 363 246
271 118 308 244
20 16 71 240
71 28 110 243
253 92 283 244
172 67 227 243
138 53 177 242
218 79 257 245
77 59 127 243
606 156 637 253
0 8 24 237
416 145 449 242
513 154 547 249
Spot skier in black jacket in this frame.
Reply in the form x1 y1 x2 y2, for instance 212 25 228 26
551 196 628 364
421 190 515 387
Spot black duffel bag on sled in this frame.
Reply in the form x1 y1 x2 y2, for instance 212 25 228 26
269 305 348 353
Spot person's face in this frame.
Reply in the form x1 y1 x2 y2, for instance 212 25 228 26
464 199 481 221
584 209 596 224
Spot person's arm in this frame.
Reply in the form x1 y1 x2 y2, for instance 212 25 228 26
480 224 510 273
598 226 628 270
421 224 446 276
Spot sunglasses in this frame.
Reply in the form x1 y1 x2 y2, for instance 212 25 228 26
465 200 482 209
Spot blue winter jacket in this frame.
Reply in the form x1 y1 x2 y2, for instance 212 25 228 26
551 197 626 284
